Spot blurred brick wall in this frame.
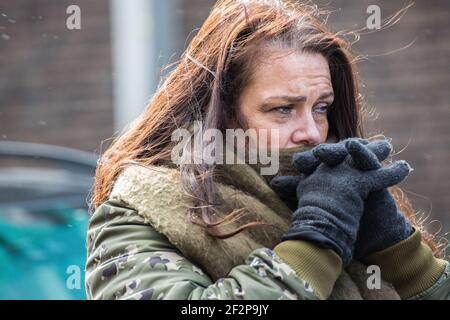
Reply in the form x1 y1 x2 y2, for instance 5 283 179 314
0 0 113 153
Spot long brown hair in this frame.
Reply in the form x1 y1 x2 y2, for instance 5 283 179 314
91 0 442 256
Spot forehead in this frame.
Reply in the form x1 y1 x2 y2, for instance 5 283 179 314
249 49 332 94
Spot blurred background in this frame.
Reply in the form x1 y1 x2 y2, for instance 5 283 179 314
0 0 449 299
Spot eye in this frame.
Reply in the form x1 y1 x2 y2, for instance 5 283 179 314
270 105 294 115
313 103 331 114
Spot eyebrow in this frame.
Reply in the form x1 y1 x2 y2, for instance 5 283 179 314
263 91 335 103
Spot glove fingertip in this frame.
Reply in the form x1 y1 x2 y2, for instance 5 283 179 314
293 151 319 174
312 144 347 166
397 160 414 175
269 175 300 191
368 140 393 162
346 139 382 170
345 138 364 152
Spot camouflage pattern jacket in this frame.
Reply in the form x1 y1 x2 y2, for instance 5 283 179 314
85 147 450 300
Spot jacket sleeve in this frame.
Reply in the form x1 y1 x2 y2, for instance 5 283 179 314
85 200 342 300
362 228 450 300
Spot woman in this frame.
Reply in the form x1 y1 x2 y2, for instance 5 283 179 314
86 0 449 299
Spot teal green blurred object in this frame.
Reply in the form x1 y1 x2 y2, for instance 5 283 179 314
0 205 89 300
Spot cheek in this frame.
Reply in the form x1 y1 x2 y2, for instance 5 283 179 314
316 118 329 140
276 128 294 148
239 114 284 148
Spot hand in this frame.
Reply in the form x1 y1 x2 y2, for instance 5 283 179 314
270 139 412 266
317 139 414 258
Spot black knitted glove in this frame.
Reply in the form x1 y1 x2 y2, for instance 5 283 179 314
319 140 414 259
271 139 412 266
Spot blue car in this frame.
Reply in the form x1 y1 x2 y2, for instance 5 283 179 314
0 141 97 299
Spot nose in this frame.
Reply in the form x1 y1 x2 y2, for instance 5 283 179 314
290 112 322 147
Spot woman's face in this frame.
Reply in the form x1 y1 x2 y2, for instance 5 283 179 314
237 49 334 149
